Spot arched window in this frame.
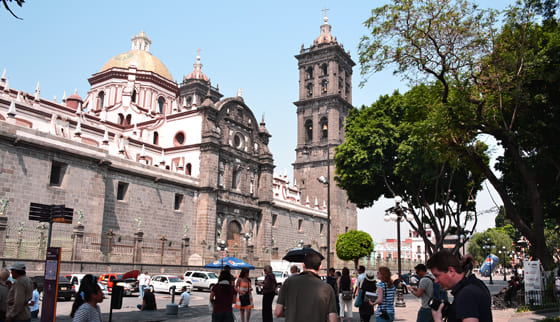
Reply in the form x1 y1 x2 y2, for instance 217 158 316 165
305 119 313 141
153 131 159 145
321 63 328 76
186 163 192 176
232 167 241 189
321 79 328 93
157 97 165 114
125 115 132 126
132 90 137 103
306 67 313 79
320 117 328 139
226 221 242 249
306 83 313 97
98 91 105 110
118 113 125 125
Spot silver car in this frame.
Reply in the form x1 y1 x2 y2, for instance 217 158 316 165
149 275 192 294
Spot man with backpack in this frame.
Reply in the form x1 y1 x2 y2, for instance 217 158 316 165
409 264 435 322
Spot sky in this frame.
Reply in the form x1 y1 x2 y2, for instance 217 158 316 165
0 0 515 242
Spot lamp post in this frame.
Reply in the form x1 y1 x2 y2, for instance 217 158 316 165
217 240 227 270
384 196 414 308
317 144 331 272
498 246 507 281
482 238 494 285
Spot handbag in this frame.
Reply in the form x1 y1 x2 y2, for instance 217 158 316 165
354 288 364 307
342 290 353 301
239 293 251 306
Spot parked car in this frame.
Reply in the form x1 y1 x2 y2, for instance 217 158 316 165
98 273 123 292
116 278 139 296
30 275 74 301
149 275 192 294
68 274 109 297
183 271 218 291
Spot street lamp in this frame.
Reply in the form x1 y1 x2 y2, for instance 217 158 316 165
317 144 331 272
498 246 507 281
216 240 228 269
482 238 494 285
384 195 414 308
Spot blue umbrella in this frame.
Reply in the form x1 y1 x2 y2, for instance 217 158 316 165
204 256 255 270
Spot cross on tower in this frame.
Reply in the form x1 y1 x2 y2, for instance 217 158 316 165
197 48 201 56
321 8 330 18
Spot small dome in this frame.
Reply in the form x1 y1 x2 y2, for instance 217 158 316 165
100 31 174 82
315 15 335 45
185 51 209 82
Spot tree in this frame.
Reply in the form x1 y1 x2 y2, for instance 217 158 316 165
358 0 559 267
2 0 24 19
335 85 487 257
335 230 374 271
467 230 513 265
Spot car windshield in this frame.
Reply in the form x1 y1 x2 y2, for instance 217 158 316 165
117 274 123 279
59 276 69 282
207 272 218 279
273 272 283 278
169 277 182 282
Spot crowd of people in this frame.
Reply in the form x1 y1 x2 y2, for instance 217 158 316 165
0 249 522 322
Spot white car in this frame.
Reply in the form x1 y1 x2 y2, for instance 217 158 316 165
183 271 219 291
149 275 192 294
68 274 109 297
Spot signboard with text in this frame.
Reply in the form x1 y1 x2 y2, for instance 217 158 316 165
40 247 61 322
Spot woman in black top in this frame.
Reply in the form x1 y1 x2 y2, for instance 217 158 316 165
338 267 352 322
358 271 377 322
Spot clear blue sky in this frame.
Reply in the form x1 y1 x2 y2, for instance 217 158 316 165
0 0 515 241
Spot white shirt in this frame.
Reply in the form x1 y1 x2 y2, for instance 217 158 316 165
179 291 190 308
29 289 39 311
138 273 147 286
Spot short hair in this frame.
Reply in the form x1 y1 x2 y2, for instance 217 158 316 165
290 265 298 273
224 265 231 271
358 265 366 273
264 265 273 274
328 267 336 273
0 269 9 281
414 264 427 272
181 286 187 292
427 250 473 274
303 251 322 270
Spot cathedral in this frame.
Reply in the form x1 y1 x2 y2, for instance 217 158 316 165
0 16 356 270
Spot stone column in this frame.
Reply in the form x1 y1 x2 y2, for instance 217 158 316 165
247 245 254 263
71 224 84 261
133 231 144 265
181 237 190 266
0 217 8 258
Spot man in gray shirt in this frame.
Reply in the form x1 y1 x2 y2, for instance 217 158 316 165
409 264 434 322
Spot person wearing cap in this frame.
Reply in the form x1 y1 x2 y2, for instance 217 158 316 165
6 262 32 322
0 268 10 322
358 271 377 322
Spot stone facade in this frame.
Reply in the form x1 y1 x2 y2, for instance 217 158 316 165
0 17 357 270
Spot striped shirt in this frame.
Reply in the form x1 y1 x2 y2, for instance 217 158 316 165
72 303 102 322
376 281 395 315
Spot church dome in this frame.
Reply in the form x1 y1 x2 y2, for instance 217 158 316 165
100 31 174 82
184 51 209 82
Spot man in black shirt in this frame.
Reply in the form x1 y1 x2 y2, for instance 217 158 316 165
137 288 157 311
427 250 492 322
326 268 339 315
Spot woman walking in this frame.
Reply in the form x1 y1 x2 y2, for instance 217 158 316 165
234 267 253 322
71 275 104 322
338 267 353 322
210 270 237 322
358 271 377 322
372 267 395 322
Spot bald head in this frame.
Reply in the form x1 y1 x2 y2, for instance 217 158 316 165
0 268 9 282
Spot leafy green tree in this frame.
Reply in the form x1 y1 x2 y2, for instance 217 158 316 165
468 230 513 265
335 85 487 257
2 0 24 19
358 0 559 267
335 230 374 271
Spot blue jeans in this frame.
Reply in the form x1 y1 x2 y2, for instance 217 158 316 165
376 312 394 322
417 307 434 322
139 285 145 298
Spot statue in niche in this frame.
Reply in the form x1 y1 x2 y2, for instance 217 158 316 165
76 210 84 225
135 217 143 231
183 225 189 236
0 199 8 216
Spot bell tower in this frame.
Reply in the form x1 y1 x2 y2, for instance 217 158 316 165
293 13 357 267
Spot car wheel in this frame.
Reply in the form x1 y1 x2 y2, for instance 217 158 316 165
208 284 215 292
